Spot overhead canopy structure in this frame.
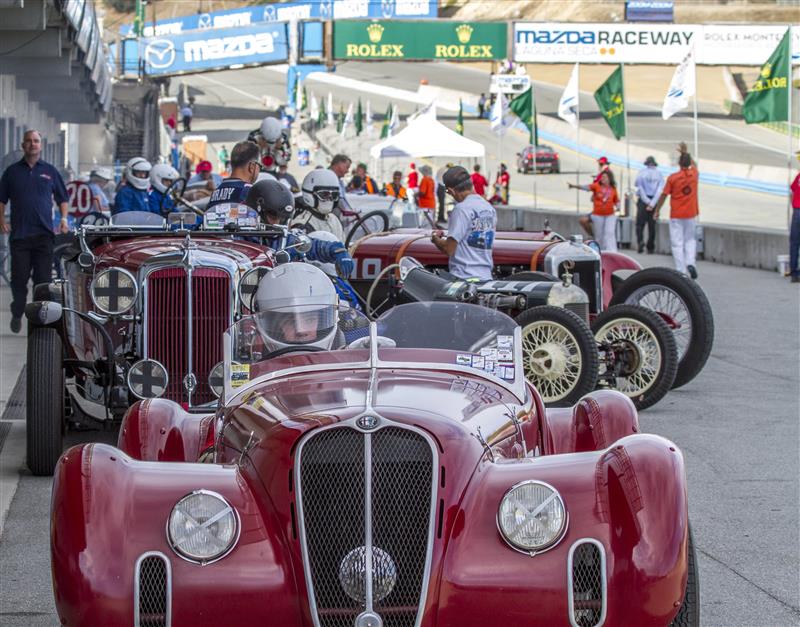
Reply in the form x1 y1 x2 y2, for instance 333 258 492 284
370 116 486 160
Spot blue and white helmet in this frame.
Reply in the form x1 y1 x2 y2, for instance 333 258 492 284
125 157 152 191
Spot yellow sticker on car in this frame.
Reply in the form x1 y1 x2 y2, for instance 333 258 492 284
231 363 250 388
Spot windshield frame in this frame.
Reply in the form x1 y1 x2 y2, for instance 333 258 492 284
222 312 527 405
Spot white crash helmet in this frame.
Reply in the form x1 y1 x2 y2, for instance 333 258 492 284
90 166 113 181
149 163 180 194
254 263 339 352
256 172 278 183
259 117 283 143
125 157 152 190
301 168 341 215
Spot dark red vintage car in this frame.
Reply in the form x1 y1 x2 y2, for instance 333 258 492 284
50 301 697 626
24 207 292 476
346 227 713 410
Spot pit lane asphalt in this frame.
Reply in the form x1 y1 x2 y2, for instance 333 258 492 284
0 256 797 627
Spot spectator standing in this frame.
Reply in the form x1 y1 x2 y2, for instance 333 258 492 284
417 165 436 215
329 153 353 212
0 129 69 333
568 170 619 252
407 162 419 191
495 163 510 205
478 93 487 119
187 160 222 189
218 145 230 172
180 103 193 132
435 164 452 224
654 143 699 279
788 151 800 283
355 163 379 194
634 156 664 254
471 164 488 197
276 163 300 193
384 171 408 199
430 165 496 281
88 167 113 213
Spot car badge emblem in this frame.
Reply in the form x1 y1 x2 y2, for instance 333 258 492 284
356 415 379 430
144 39 176 70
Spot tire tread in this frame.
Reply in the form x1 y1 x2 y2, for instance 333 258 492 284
26 327 64 476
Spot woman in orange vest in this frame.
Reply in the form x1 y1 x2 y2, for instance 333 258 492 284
416 165 436 213
384 170 408 200
568 170 619 252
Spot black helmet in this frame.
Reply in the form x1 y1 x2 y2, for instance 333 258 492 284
245 178 295 224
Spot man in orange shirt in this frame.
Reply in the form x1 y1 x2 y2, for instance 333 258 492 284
654 143 699 279
416 165 437 216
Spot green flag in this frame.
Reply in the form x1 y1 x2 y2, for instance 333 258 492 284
318 95 326 126
743 29 791 124
508 87 538 145
593 65 626 140
133 0 146 36
336 104 344 134
301 86 308 112
456 99 464 135
380 104 392 139
356 99 363 136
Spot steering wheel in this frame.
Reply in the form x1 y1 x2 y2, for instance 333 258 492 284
261 345 326 360
77 212 110 227
344 210 390 249
162 178 187 216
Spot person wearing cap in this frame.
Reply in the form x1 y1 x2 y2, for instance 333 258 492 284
634 156 665 254
654 142 700 279
431 166 496 281
407 163 419 191
417 165 436 214
88 167 113 213
594 156 614 184
188 160 222 189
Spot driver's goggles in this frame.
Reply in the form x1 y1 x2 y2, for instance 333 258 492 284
133 170 150 178
314 189 340 202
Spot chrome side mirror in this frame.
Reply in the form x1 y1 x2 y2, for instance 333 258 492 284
293 233 313 254
25 301 63 325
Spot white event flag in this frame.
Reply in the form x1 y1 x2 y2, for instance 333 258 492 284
558 63 580 128
662 49 696 120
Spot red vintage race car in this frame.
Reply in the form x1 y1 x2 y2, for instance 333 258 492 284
50 300 697 626
24 206 299 476
346 227 714 410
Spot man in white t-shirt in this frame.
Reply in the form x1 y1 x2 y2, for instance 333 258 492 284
430 165 496 280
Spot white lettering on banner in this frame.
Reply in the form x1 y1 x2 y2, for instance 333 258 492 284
395 0 430 16
334 0 369 19
213 13 252 28
513 23 799 65
277 5 313 20
184 33 276 63
143 22 183 37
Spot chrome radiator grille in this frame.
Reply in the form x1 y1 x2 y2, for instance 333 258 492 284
298 425 435 627
568 540 606 627
146 267 230 405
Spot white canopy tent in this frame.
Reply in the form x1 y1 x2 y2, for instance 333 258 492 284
369 116 486 161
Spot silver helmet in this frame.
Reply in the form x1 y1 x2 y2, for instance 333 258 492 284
149 163 180 194
301 168 340 215
254 263 339 352
125 157 152 191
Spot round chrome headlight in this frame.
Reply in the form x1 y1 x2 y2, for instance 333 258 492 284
497 480 567 554
167 490 239 564
90 267 138 315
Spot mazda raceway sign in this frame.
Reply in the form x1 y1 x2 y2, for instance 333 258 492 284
141 23 289 75
513 23 800 65
333 21 507 60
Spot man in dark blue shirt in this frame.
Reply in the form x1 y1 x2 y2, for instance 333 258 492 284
0 130 69 333
206 141 261 210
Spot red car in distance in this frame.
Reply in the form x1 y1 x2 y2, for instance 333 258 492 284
517 144 561 174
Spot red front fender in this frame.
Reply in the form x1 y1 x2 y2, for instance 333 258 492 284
600 251 642 308
51 444 303 627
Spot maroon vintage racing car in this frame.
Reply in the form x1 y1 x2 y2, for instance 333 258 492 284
346 227 714 410
50 301 697 626
24 207 303 475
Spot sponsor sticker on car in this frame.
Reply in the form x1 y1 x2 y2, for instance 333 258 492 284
230 363 250 387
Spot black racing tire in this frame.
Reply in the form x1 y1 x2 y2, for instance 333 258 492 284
508 271 559 283
592 303 678 411
345 210 390 249
610 267 714 389
26 327 64 476
515 306 599 407
670 525 700 627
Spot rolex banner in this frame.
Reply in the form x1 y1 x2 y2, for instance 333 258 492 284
593 65 626 140
334 21 507 61
742 28 791 125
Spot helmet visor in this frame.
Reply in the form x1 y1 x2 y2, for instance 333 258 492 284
315 188 340 203
133 169 150 179
258 305 337 346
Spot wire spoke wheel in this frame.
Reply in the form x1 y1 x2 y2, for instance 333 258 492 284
624 285 691 360
595 317 661 396
521 321 583 402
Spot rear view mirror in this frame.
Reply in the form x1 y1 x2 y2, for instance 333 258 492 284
25 301 63 326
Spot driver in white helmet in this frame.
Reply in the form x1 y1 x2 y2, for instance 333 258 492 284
248 116 292 174
253 263 341 353
147 163 180 215
290 168 345 240
113 157 151 214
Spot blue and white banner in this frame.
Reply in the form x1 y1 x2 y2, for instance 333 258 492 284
140 22 289 76
121 0 437 38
